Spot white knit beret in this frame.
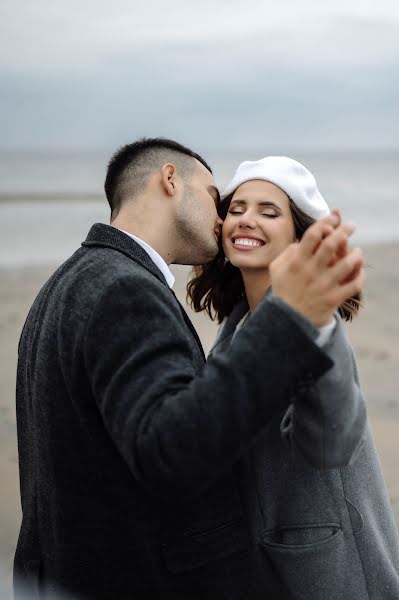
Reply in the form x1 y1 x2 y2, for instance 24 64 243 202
221 156 330 220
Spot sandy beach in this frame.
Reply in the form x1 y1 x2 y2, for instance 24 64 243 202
0 242 398 594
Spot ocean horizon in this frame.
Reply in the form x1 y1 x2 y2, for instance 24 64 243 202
0 150 398 267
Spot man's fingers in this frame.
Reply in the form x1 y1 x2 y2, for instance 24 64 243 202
327 237 348 267
333 269 366 305
341 261 363 285
336 236 349 259
313 223 356 268
330 247 363 284
331 208 341 225
320 209 342 257
299 214 340 258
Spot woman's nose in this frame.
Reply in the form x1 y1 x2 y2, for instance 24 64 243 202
238 212 257 229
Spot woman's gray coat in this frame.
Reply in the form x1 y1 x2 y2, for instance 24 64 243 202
209 299 399 599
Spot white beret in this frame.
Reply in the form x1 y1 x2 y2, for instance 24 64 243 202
221 156 330 220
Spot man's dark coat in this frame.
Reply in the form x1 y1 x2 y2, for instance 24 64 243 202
15 223 355 599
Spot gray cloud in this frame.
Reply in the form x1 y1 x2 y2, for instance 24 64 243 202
1 5 398 151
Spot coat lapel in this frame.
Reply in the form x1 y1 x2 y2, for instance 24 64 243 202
170 290 206 361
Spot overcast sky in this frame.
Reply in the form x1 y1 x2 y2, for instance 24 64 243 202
1 0 399 152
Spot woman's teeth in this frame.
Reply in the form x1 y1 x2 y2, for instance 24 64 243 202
234 238 263 247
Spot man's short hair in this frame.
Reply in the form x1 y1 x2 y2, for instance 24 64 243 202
104 137 212 216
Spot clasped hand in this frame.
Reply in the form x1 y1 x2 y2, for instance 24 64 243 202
270 210 365 327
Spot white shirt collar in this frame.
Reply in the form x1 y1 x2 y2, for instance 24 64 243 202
119 229 175 288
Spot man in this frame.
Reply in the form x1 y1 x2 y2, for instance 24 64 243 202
14 138 365 599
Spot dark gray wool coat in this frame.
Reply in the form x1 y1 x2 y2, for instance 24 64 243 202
15 223 367 599
209 299 399 600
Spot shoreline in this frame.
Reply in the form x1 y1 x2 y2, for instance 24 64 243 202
0 193 104 203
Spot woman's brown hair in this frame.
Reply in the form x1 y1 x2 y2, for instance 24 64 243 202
187 194 362 323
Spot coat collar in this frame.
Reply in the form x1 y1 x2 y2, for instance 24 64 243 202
208 300 249 358
82 223 206 362
82 223 168 287
209 289 271 357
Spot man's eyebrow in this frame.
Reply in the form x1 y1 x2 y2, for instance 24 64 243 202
208 185 221 205
230 199 281 209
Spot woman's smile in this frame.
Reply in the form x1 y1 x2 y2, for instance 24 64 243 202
231 235 267 250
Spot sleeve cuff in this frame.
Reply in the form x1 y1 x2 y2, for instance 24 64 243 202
315 317 337 347
267 292 337 347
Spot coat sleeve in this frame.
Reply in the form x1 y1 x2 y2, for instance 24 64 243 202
281 314 367 469
83 273 333 500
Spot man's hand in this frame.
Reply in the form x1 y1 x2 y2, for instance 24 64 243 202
270 212 365 327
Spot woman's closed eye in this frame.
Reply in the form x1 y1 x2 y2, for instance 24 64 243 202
228 206 280 219
228 209 278 216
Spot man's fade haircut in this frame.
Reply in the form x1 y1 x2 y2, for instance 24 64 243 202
104 137 212 217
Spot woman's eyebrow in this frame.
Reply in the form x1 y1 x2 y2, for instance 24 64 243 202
230 199 281 209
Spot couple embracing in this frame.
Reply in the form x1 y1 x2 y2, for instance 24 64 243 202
14 138 399 599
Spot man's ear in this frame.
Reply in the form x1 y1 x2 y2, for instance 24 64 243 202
160 163 177 196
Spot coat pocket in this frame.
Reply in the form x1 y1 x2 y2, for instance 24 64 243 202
162 517 249 574
259 523 347 599
261 522 341 548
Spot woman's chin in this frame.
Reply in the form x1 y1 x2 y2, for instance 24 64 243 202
228 256 269 271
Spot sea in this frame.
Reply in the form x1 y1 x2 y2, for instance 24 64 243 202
0 151 398 268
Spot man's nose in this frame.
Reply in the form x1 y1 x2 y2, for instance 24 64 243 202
216 217 223 227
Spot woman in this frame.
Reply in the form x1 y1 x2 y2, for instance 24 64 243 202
187 156 399 599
